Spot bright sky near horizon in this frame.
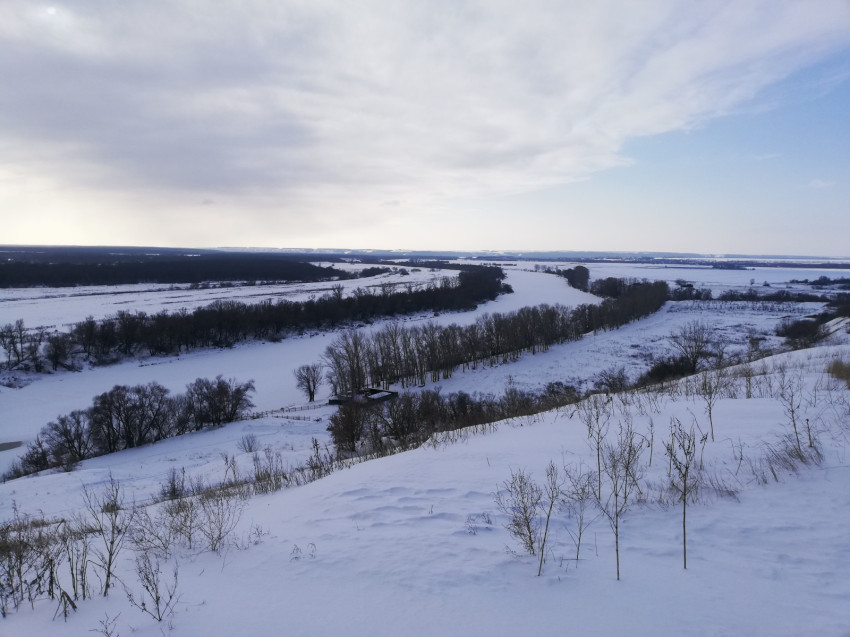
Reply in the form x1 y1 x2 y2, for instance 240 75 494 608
1 1 849 256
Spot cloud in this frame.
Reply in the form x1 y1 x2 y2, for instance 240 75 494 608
1 0 849 244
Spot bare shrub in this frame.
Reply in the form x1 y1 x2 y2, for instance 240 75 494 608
90 612 121 637
702 470 740 501
494 468 542 556
670 320 716 373
131 507 177 560
306 437 335 482
593 366 629 393
827 359 850 387
197 488 245 552
327 400 370 454
0 506 57 615
159 468 187 501
237 433 259 454
574 394 612 500
164 498 200 550
252 447 288 494
82 475 135 597
749 432 824 484
124 552 179 622
57 515 92 602
776 366 805 455
464 513 493 535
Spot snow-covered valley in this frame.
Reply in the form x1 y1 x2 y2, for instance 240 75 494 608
1 262 849 636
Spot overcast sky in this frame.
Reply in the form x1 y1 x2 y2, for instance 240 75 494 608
2 1 849 256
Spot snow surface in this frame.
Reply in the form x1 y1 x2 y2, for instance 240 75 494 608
2 263 850 636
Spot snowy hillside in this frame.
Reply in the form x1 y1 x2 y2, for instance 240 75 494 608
1 263 849 636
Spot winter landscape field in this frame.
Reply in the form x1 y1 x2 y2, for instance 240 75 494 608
2 258 849 637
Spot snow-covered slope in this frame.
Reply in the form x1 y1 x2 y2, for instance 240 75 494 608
2 264 849 636
4 343 850 636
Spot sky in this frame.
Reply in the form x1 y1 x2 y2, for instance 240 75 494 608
1 1 849 256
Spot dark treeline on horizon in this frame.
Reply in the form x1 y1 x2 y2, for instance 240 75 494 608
0 252 353 288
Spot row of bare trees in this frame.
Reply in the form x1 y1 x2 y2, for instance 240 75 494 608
4 376 255 480
0 319 66 373
0 267 507 372
327 384 580 454
323 280 670 397
494 403 722 580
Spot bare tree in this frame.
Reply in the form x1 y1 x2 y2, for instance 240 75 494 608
670 320 715 373
185 376 255 429
45 332 74 371
164 498 200 550
327 400 370 454
562 462 597 565
575 394 612 500
323 330 368 396
597 421 645 580
294 363 323 402
0 319 26 368
537 461 564 576
43 410 92 469
777 366 805 455
697 368 729 441
666 418 701 569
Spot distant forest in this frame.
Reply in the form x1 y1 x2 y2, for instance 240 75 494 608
0 248 354 287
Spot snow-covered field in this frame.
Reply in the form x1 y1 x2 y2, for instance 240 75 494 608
2 262 849 636
544 261 847 297
0 262 451 329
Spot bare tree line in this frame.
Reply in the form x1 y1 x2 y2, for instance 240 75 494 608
322 280 670 397
0 266 508 372
3 376 256 480
326 384 581 455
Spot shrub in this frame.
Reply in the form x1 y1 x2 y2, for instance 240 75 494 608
776 318 823 348
237 433 259 453
494 468 542 556
327 401 370 454
827 359 850 387
638 356 694 386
